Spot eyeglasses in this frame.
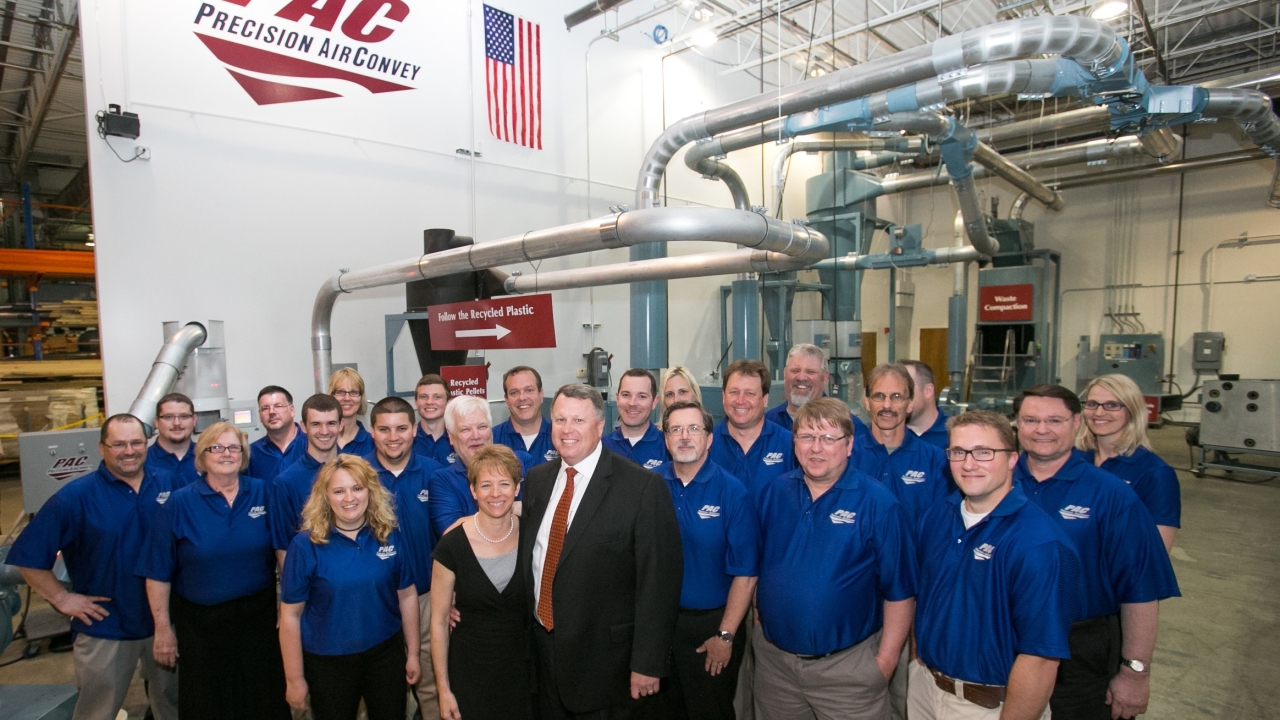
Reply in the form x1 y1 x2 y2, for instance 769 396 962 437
1017 417 1073 428
1083 400 1125 412
664 425 706 437
867 392 909 405
104 440 147 451
795 433 849 447
157 414 194 423
204 444 243 455
946 448 1014 462
332 390 362 398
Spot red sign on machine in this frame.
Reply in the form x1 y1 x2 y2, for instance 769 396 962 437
427 294 556 350
441 365 489 399
979 284 1034 322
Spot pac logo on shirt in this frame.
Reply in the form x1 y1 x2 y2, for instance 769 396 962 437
447 453 459 464
156 491 171 505
643 459 664 469
1059 505 1091 520
544 450 560 462
763 452 785 466
901 470 927 485
697 505 721 519
829 509 857 525
973 543 995 561
248 506 266 519
417 489 429 503
376 545 397 560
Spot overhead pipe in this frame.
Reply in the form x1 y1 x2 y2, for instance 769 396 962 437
1009 192 1033 220
128 322 208 434
972 142 1066 210
1047 149 1271 190
976 106 1112 148
771 136 928 215
684 120 787 211
564 0 635 30
311 208 827 390
809 244 985 270
1138 127 1182 160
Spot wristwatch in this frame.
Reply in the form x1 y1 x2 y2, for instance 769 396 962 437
1120 658 1150 673
716 630 734 644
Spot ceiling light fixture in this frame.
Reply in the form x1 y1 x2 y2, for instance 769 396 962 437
1091 1 1129 19
691 28 718 47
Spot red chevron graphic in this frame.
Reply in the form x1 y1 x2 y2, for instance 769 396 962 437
195 33 413 105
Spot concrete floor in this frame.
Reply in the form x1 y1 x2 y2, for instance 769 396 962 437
1 425 1278 718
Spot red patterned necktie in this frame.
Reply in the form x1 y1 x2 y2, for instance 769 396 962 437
537 467 576 630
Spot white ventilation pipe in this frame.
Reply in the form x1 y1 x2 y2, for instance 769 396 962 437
128 322 208 433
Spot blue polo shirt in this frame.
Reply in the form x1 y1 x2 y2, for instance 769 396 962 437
270 453 325 550
413 425 457 466
146 441 199 487
7 464 175 640
337 420 374 458
755 463 916 656
248 425 308 481
765 401 870 440
603 424 670 471
493 417 559 465
427 449 534 540
366 453 442 593
853 430 951 529
281 526 415 656
659 461 759 610
1092 446 1181 528
137 475 276 607
1015 450 1179 620
915 486 1081 686
709 420 797 499
912 410 950 450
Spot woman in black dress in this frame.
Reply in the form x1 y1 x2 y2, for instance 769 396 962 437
430 444 531 720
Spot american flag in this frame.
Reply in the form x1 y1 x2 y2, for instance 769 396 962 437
484 4 541 150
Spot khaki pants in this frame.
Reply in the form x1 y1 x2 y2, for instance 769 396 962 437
753 624 888 720
907 660 1050 720
71 634 179 720
414 592 440 720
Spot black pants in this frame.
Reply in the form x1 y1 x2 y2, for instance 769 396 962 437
171 586 290 720
667 607 745 720
533 623 664 720
304 631 407 720
1051 613 1128 720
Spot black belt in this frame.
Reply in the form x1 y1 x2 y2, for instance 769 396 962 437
795 644 853 661
678 606 726 617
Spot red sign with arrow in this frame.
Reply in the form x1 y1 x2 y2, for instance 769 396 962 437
427 294 557 350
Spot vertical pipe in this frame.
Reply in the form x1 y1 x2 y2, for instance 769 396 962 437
630 242 668 372
21 183 40 360
731 277 761 361
888 267 897 363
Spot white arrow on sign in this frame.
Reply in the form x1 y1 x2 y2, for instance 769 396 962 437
455 325 512 340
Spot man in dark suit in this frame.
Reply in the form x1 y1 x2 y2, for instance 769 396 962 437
522 383 683 719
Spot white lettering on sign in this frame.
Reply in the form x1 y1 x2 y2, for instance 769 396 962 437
436 304 537 323
982 302 1030 312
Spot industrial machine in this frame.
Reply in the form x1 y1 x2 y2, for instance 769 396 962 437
1191 378 1280 480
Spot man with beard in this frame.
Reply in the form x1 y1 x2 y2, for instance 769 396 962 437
709 360 795 499
765 344 869 439
147 393 200 487
901 360 950 450
604 368 670 471
657 401 758 720
366 396 443 719
248 386 308 481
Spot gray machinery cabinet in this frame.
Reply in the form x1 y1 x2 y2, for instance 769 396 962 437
18 427 101 515
1097 334 1165 395
968 254 1060 411
1195 379 1280 479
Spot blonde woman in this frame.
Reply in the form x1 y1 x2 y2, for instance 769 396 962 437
1076 374 1181 552
329 367 374 456
279 455 420 720
138 421 288 720
430 445 531 720
659 366 703 420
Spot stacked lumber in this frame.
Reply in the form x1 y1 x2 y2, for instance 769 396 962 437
0 384 100 458
0 359 102 383
44 300 98 328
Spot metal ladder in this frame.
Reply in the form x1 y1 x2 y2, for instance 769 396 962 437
966 329 1017 398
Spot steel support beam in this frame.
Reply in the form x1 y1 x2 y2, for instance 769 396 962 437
11 0 77 182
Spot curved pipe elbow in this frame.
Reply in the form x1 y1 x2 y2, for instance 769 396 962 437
128 322 208 430
1139 128 1182 160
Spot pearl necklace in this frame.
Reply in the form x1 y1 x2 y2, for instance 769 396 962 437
474 515 514 544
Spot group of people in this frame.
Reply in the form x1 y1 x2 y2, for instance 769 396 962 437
4 346 1182 720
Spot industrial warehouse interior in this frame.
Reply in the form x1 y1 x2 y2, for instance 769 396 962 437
0 0 1277 718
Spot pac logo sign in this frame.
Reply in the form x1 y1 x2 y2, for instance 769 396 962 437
48 455 92 483
191 0 423 105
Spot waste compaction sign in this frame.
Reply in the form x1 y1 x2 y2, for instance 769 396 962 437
427 294 556 350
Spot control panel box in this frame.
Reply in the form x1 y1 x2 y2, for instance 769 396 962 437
1200 379 1279 453
1192 331 1225 373
19 427 102 515
1098 333 1165 395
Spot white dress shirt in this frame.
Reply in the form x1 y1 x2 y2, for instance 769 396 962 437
532 440 603 614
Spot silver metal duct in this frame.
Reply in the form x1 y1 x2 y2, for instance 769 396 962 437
684 120 788 211
564 0 634 30
867 59 1065 117
1009 192 1033 220
1138 128 1182 160
1049 149 1270 189
976 106 1111 147
128 322 208 433
972 142 1066 210
1200 88 1280 156
809 245 985 270
312 208 827 390
635 15 1126 209
771 137 927 214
